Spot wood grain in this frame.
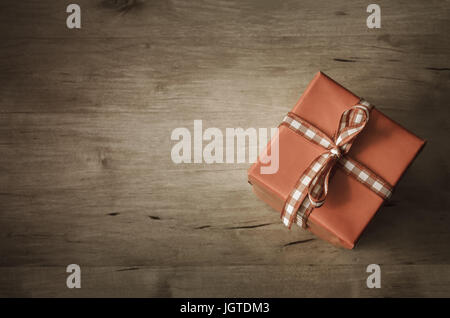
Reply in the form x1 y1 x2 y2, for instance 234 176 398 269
0 0 449 297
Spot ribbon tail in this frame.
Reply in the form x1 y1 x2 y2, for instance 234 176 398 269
280 152 331 228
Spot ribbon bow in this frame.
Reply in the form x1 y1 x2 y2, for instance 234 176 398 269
280 100 393 229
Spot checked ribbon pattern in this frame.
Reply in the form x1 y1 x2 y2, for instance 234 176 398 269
279 100 393 229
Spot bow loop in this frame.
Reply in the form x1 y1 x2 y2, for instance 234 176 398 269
335 104 371 151
304 102 372 210
307 152 336 207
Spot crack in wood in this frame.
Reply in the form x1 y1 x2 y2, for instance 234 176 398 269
194 225 211 229
100 0 144 13
116 267 140 272
333 58 356 63
225 223 274 230
283 239 315 247
426 67 450 71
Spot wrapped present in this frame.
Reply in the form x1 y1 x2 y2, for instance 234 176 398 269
248 72 425 249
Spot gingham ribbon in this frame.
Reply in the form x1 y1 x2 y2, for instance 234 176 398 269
279 100 393 229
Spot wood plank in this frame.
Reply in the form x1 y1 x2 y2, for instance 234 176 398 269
1 265 450 297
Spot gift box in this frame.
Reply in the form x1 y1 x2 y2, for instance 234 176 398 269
248 72 425 249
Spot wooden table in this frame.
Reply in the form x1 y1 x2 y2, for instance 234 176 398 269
0 0 449 297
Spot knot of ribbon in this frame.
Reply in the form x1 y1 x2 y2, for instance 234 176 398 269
279 100 393 229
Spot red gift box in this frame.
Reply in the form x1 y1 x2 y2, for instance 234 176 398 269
248 72 425 248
